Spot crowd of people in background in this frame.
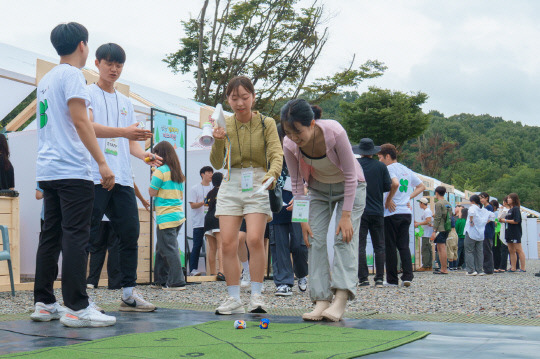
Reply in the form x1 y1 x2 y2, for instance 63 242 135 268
3 21 527 329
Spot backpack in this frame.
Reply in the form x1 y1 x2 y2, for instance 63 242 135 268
444 204 452 232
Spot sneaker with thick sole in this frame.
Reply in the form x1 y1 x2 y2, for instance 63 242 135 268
298 277 308 292
215 296 245 315
190 269 202 276
150 283 164 289
375 280 384 288
89 298 105 314
120 290 156 312
163 284 186 291
275 285 292 296
466 271 478 276
402 281 412 287
248 294 267 313
240 269 251 288
86 284 95 289
30 302 67 322
60 306 116 328
358 281 370 287
478 272 486 276
383 282 398 287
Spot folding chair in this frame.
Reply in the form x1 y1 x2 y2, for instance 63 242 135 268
0 225 15 296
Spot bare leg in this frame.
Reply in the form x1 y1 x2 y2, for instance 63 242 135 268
216 232 224 273
244 213 267 283
508 243 517 271
218 216 243 286
206 234 217 275
238 231 248 263
515 243 526 271
437 243 448 273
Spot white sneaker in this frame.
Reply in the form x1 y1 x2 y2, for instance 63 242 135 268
120 290 156 312
478 272 486 276
298 277 308 292
383 282 398 287
240 269 250 288
248 294 267 313
86 284 95 289
215 296 245 315
60 306 116 328
466 271 478 276
30 302 67 322
190 269 202 276
275 285 293 296
402 281 412 287
88 297 105 314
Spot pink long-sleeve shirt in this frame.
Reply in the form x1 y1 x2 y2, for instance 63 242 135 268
283 119 365 211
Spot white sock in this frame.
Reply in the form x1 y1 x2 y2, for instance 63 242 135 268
122 287 134 301
227 285 241 300
251 281 263 295
241 261 249 273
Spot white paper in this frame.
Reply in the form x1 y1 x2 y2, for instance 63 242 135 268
212 104 227 128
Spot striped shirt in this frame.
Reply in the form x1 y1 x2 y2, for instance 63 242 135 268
150 164 185 229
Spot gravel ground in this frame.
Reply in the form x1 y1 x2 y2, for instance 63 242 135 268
2 260 540 319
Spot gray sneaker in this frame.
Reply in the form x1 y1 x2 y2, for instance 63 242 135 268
215 296 245 315
358 281 370 287
30 302 67 322
298 277 308 292
275 285 293 296
120 290 156 312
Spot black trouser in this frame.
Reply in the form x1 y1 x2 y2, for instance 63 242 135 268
457 237 465 268
88 184 139 288
269 222 308 287
34 179 94 311
358 214 385 282
87 221 122 289
384 214 413 285
483 234 494 274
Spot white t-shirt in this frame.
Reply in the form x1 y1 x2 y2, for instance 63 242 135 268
189 182 213 228
36 64 92 181
421 207 433 237
383 162 422 217
88 84 136 187
464 205 496 241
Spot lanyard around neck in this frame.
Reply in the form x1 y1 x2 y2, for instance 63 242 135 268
97 83 120 128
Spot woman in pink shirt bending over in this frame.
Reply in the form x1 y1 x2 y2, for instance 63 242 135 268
281 99 366 322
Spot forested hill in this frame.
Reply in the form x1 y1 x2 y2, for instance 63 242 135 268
400 112 540 211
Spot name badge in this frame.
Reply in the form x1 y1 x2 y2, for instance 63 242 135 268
105 138 118 156
292 196 310 223
241 168 254 192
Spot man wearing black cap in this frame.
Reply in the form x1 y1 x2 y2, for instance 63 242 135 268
352 139 392 288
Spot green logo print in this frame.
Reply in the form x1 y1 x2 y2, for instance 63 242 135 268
39 99 48 129
399 178 408 193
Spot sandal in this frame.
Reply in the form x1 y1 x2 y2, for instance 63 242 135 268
518 269 527 272
217 272 226 281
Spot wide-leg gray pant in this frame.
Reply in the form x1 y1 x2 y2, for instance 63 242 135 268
307 179 366 302
464 233 484 273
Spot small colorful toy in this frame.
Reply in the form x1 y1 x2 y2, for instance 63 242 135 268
234 320 246 329
259 318 270 329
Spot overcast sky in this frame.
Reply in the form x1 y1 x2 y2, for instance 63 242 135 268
1 0 539 126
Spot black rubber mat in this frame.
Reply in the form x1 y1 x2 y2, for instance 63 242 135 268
1 309 540 358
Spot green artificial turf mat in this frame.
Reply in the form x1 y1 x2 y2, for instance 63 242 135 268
3 320 429 358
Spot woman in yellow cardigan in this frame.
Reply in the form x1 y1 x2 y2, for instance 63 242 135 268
210 76 282 315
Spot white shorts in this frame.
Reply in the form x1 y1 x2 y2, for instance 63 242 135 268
215 168 272 221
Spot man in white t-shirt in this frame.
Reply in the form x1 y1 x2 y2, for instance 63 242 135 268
188 166 214 276
87 43 160 312
415 198 433 271
378 144 425 287
32 22 115 328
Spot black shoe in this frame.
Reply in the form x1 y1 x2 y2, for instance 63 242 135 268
217 272 226 281
535 272 540 277
375 280 384 288
357 281 370 287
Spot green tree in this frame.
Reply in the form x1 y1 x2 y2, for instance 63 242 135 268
340 87 430 150
164 0 385 115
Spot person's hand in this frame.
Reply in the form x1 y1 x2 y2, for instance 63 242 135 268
385 200 396 213
286 198 294 211
124 123 152 141
336 213 353 243
430 233 436 242
301 222 313 248
141 198 150 211
407 202 412 209
99 163 115 191
414 221 419 227
213 127 226 140
144 152 163 167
